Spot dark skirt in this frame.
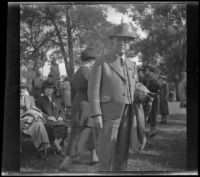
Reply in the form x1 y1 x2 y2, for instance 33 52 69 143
65 93 97 157
45 120 67 140
160 99 169 115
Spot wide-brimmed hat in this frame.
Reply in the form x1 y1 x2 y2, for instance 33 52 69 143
80 47 97 62
109 23 136 40
20 78 28 88
42 81 55 90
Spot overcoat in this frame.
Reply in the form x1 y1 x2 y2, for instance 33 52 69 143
159 81 169 115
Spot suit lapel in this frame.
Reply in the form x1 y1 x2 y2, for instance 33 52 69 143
106 52 126 82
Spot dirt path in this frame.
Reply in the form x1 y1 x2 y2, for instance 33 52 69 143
20 102 187 174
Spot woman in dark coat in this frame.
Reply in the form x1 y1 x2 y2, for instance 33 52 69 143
35 81 68 155
159 75 169 123
59 47 99 170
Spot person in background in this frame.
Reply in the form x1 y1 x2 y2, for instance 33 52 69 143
60 76 72 118
169 83 176 102
59 47 99 171
31 71 43 99
40 73 54 96
159 75 169 124
178 72 187 108
20 78 50 160
50 58 60 84
35 81 68 156
145 65 161 138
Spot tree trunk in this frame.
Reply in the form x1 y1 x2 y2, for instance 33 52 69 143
66 9 75 79
50 17 70 78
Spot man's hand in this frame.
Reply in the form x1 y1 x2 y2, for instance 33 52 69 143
94 115 103 130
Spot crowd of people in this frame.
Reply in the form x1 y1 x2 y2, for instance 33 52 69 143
20 23 186 172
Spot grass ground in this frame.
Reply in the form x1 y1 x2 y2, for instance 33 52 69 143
20 102 187 174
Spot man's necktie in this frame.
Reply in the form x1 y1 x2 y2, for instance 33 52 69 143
120 58 124 66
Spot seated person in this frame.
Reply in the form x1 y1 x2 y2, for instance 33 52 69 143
35 80 69 156
20 78 50 160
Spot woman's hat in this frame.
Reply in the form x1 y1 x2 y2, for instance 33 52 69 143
80 47 97 62
20 78 28 88
42 81 55 89
109 23 137 40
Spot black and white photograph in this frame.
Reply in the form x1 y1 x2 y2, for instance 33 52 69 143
2 1 198 175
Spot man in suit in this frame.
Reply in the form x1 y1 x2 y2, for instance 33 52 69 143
88 23 138 171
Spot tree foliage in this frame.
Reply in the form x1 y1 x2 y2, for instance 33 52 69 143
113 3 186 82
20 4 114 80
130 4 186 82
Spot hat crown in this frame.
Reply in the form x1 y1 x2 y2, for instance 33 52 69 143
81 47 97 62
43 80 55 89
20 78 28 87
109 23 136 39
